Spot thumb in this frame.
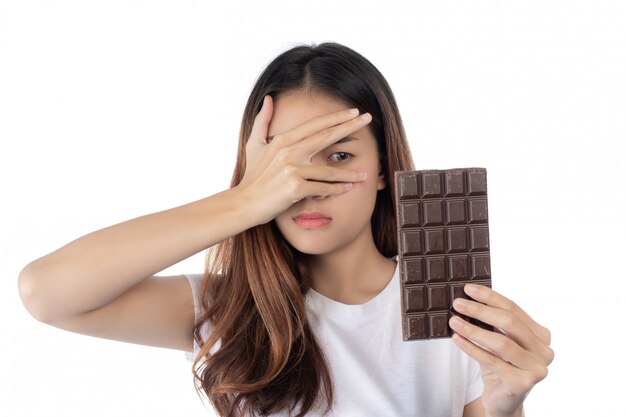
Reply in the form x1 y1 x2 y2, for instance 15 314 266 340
249 95 274 145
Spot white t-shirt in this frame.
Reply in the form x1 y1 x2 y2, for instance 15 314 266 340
184 258 484 417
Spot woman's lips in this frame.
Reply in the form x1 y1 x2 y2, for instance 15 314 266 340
293 211 332 228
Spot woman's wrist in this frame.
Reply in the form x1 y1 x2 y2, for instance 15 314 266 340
228 184 264 228
486 406 524 417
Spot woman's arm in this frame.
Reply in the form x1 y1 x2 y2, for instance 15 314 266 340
17 187 263 352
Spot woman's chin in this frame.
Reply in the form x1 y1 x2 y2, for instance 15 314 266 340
289 243 329 256
282 236 335 256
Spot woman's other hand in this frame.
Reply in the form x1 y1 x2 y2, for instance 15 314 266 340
451 284 554 417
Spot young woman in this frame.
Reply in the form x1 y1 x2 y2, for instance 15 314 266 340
18 42 553 417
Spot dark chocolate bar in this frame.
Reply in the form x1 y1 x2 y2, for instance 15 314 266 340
394 168 494 341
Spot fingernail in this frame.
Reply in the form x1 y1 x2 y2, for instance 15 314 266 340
349 108 359 115
450 316 464 330
465 284 479 296
453 297 468 310
360 112 371 122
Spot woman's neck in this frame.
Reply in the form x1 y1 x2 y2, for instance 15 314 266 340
308 239 397 305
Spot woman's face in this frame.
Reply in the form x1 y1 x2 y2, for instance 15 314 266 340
268 91 386 255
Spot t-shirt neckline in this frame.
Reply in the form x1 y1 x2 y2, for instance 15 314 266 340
305 255 399 320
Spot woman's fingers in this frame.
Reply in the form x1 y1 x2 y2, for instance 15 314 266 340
450 315 549 374
453 285 555 367
295 112 372 159
270 164 366 201
464 284 552 346
268 165 365 202
451 332 548 395
452 297 554 365
248 95 274 146
270 107 363 149
297 164 367 185
298 180 356 200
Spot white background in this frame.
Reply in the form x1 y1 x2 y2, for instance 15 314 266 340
2 1 624 416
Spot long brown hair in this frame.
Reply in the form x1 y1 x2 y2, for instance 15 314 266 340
191 42 415 417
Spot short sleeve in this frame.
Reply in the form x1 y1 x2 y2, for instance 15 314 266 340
464 355 484 405
184 273 205 362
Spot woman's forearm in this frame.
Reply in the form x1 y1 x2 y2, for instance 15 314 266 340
18 186 255 322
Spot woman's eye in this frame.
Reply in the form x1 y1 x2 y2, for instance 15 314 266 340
328 152 353 163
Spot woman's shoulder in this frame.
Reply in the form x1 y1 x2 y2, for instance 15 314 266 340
183 272 223 362
183 272 228 317
183 271 225 287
